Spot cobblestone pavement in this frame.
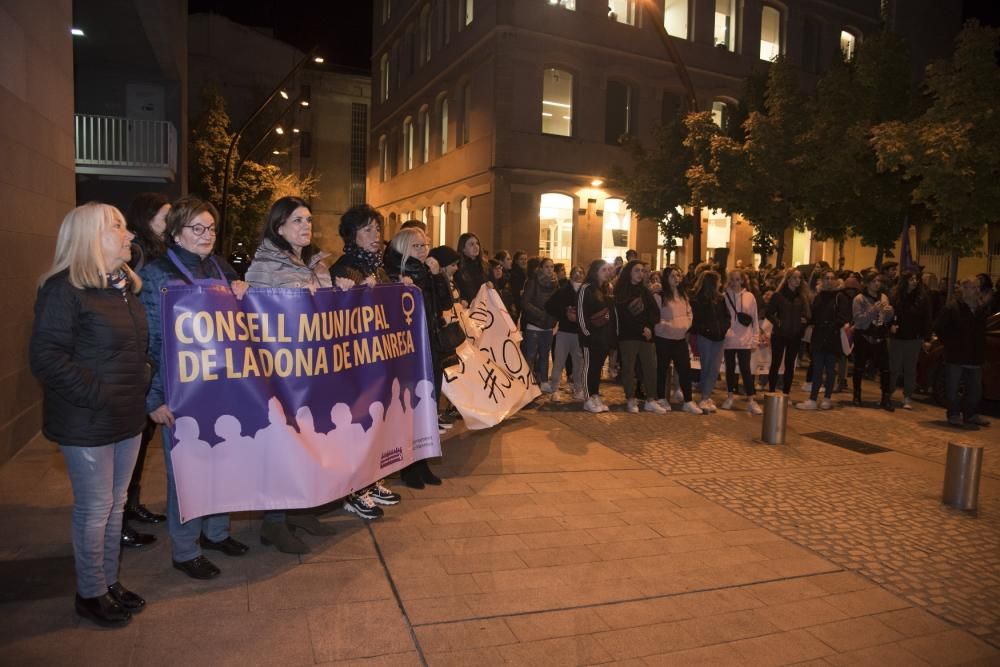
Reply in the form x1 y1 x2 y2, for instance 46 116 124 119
543 380 1000 652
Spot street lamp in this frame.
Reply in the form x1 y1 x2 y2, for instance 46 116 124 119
218 49 321 251
232 92 309 181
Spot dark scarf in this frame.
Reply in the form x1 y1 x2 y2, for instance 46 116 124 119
343 243 383 276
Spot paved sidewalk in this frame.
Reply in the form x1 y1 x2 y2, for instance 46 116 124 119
0 383 998 665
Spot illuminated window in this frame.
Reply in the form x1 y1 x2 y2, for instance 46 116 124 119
459 197 469 234
605 80 634 144
420 5 432 64
547 0 575 9
403 117 414 171
379 53 390 102
378 135 388 182
759 5 781 61
840 30 857 61
714 0 736 51
792 228 813 267
608 0 636 25
463 0 474 27
419 106 429 163
439 96 449 154
711 100 730 133
438 203 448 245
460 81 472 146
542 69 573 137
381 0 391 24
539 193 574 263
706 209 731 249
664 0 688 38
603 199 632 263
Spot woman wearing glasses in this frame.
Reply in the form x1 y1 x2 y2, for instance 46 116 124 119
244 196 337 553
138 196 250 580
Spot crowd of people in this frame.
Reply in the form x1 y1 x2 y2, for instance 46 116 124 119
28 194 996 628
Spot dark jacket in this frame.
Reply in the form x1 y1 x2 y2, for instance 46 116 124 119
509 265 527 301
577 282 617 348
454 257 488 304
765 285 809 339
545 282 582 335
809 289 851 355
30 271 150 446
934 300 988 365
614 286 659 342
329 250 390 285
138 246 239 414
690 295 731 342
890 289 932 341
383 247 454 348
521 271 559 329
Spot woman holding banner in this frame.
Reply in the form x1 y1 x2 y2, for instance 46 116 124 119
454 232 491 305
30 203 149 626
385 227 453 487
243 196 338 554
577 259 618 413
138 196 250 580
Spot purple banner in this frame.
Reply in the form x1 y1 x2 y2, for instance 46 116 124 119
161 283 441 521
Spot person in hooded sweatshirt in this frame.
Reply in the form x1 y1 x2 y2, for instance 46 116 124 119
546 265 586 401
654 267 702 414
765 268 811 395
614 260 667 414
721 269 762 415
520 257 559 391
689 270 730 413
887 270 931 410
577 259 618 413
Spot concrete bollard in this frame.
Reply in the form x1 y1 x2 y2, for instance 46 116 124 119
760 393 788 445
942 442 983 513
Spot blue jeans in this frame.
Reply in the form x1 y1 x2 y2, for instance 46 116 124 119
696 336 725 399
810 351 838 400
521 329 554 384
60 435 141 598
945 364 983 421
162 427 230 561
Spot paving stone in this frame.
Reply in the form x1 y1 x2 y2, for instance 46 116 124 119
437 551 527 575
874 607 955 638
823 588 911 618
641 642 747 666
498 634 614 666
516 544 602 567
413 618 517 653
824 643 933 667
756 597 850 631
504 607 612 642
424 646 508 667
728 628 836 666
897 630 1000 666
248 558 392 611
804 615 906 652
308 600 415 662
676 608 780 644
593 621 702 659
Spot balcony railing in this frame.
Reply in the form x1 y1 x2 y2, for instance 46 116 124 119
74 114 177 181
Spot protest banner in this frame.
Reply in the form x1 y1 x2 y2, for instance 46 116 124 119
161 283 440 522
442 285 541 429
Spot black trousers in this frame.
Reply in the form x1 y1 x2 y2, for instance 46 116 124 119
853 335 890 395
582 344 610 397
768 334 801 394
655 337 693 402
724 348 755 396
126 418 158 506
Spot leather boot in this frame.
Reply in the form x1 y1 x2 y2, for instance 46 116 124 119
121 523 156 548
125 485 165 523
287 513 337 536
418 459 442 486
852 382 863 407
400 464 425 489
260 520 309 554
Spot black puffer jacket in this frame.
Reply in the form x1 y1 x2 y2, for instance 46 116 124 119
30 270 150 446
690 295 731 342
765 285 809 339
545 282 582 334
521 271 559 329
809 289 851 355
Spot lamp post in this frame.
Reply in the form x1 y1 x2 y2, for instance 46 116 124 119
640 0 702 263
218 51 322 253
233 93 308 182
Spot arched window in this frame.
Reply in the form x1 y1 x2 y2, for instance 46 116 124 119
840 29 858 61
711 100 731 133
459 81 472 146
664 0 688 39
539 193 574 263
378 135 388 182
706 208 731 252
759 5 782 61
714 0 737 51
458 197 469 234
547 0 576 9
603 198 632 263
418 105 430 163
463 0 474 27
542 68 573 137
608 0 636 25
439 95 449 155
379 53 390 102
403 117 414 171
605 80 635 144
420 5 432 64
438 203 448 245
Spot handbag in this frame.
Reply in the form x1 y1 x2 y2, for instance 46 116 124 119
588 307 610 327
727 292 753 327
840 323 855 356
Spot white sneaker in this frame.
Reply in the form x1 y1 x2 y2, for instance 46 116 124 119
801 381 813 392
796 399 818 410
583 397 603 413
819 398 833 410
540 382 553 393
549 390 561 403
682 401 703 415
596 396 610 412
626 399 640 413
747 399 763 416
573 388 587 401
656 399 672 412
902 397 913 410
698 399 716 413
644 400 667 414
706 398 718 411
721 396 734 410
671 389 684 403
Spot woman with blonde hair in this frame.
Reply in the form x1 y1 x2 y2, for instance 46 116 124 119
30 203 150 626
721 269 762 414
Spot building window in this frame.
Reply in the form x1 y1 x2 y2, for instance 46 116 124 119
381 0 392 24
460 82 472 145
791 227 813 267
463 0 474 27
840 30 857 61
539 193 574 263
378 135 388 182
459 196 469 234
706 209 731 250
608 0 636 25
441 0 451 44
759 5 781 61
603 198 632 263
605 80 634 144
403 117 414 171
422 207 431 227
379 53 390 102
547 0 576 9
403 24 415 77
419 106 429 163
663 0 687 38
438 203 448 245
420 5 432 64
350 103 367 205
711 100 730 133
439 96 449 155
714 0 736 51
802 16 821 73
542 68 573 137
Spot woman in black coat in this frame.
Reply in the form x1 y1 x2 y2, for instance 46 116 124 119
385 227 454 488
30 203 150 627
764 268 811 394
453 232 491 305
577 259 618 413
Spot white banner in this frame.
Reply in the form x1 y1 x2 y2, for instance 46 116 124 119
442 285 541 429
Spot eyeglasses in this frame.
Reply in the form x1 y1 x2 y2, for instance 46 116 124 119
184 224 217 236
412 243 429 249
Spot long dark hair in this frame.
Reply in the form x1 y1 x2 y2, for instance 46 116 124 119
456 232 487 273
584 259 610 302
660 266 687 303
125 192 169 261
691 270 722 302
261 196 318 263
613 260 645 303
891 270 921 304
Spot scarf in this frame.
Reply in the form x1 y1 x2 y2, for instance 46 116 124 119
343 243 383 276
107 269 129 294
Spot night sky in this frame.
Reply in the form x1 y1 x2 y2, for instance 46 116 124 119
188 0 374 72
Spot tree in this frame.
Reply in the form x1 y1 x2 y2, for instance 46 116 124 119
189 89 319 248
871 21 1000 291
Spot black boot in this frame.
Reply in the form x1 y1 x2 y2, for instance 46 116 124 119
880 393 895 412
125 485 165 524
400 464 425 489
121 523 156 548
418 459 442 486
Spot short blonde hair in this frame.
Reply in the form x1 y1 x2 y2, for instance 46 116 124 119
39 203 141 293
390 227 427 274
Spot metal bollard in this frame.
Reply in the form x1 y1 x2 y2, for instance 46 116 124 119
942 442 984 512
760 393 788 445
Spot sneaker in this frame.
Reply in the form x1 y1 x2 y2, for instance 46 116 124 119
371 480 401 505
656 398 672 412
644 400 667 414
682 401 703 415
966 414 990 427
698 399 716 413
438 418 454 430
721 396 735 410
902 397 913 410
706 398 718 412
540 382 553 393
747 399 763 416
573 388 587 401
583 397 603 413
796 399 818 410
626 399 639 413
344 492 384 520
819 398 833 410
671 389 684 404
438 411 456 425
801 381 813 393
594 395 610 412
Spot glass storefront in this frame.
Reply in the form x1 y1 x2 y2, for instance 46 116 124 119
539 193 574 263
602 198 632 263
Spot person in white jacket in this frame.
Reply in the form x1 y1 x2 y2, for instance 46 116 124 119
722 269 762 415
653 267 702 414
